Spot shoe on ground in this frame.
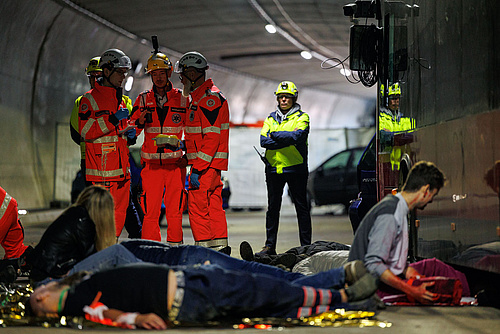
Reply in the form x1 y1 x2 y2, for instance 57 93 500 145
343 260 368 285
255 245 276 256
218 246 231 256
345 272 378 302
345 294 379 312
270 253 297 269
239 241 255 261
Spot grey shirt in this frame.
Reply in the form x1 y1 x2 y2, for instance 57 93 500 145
348 193 409 278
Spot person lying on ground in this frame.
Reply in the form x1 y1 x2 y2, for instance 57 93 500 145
28 262 378 329
38 239 374 294
0 185 116 283
239 240 350 271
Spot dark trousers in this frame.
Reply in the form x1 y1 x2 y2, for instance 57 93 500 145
121 240 346 288
265 172 311 249
175 264 346 322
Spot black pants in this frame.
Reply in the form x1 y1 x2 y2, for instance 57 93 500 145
265 172 311 249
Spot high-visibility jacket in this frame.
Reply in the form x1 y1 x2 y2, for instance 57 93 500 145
260 104 309 174
131 87 188 165
79 82 130 182
379 108 415 134
185 79 230 173
378 108 415 170
71 95 133 160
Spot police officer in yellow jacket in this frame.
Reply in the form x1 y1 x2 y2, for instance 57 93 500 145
257 81 312 256
379 82 415 170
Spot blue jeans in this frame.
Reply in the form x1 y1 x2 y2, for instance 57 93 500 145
175 264 348 322
55 240 345 291
121 240 346 288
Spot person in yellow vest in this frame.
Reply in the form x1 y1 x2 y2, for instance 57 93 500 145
379 82 415 170
70 57 102 180
257 81 311 256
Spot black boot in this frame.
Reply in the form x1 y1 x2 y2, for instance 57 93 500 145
0 265 17 284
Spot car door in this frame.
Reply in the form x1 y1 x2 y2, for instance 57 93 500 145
312 150 351 206
344 148 364 204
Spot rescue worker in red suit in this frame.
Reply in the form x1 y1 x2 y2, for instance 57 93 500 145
0 186 28 259
130 52 188 244
174 51 230 254
79 49 136 239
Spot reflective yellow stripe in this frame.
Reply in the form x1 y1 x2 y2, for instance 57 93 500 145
203 126 220 134
0 193 12 220
97 117 110 133
145 126 183 134
81 119 95 140
214 152 228 159
198 151 213 163
91 135 119 144
141 150 183 160
86 168 124 178
194 240 212 247
83 93 99 110
185 126 201 134
191 151 228 163
221 123 229 130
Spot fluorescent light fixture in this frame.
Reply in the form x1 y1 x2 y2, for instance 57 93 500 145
340 68 351 76
265 24 277 34
134 62 143 75
125 76 134 91
300 50 312 60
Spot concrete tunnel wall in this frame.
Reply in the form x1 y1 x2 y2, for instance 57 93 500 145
0 0 374 209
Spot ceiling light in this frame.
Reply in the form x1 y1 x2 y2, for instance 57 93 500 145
340 68 351 76
134 62 143 75
124 76 134 92
265 24 277 34
300 51 312 60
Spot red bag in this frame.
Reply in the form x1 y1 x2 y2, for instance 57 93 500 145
382 276 463 306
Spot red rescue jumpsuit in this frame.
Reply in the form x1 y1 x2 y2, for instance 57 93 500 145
185 78 230 249
131 86 188 243
79 82 131 237
0 187 28 259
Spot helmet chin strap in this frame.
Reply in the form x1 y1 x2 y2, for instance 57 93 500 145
103 68 121 90
181 71 205 92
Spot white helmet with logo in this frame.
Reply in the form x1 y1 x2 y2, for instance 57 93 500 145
99 49 132 70
174 51 208 73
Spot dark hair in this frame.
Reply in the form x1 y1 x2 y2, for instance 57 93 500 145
402 161 445 192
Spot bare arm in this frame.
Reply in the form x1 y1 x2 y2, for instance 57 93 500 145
103 309 167 330
380 269 436 304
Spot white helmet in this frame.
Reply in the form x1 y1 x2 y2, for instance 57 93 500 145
99 49 132 70
174 51 208 73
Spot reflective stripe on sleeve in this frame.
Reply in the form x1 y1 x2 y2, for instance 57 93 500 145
0 193 12 220
141 150 183 160
80 119 95 140
185 126 202 134
202 126 220 134
97 117 110 133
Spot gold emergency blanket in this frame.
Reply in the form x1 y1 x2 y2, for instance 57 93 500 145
1 283 391 329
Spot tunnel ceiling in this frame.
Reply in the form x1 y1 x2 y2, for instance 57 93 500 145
65 0 374 99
